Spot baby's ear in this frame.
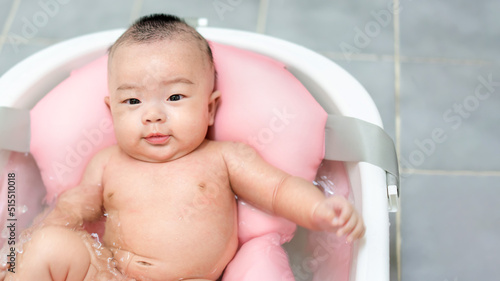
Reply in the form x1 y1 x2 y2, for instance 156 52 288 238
104 96 111 109
208 90 221 126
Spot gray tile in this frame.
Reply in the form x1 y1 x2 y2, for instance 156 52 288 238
332 59 396 140
266 0 394 55
400 174 500 281
140 0 260 31
0 0 13 32
400 0 500 61
8 0 134 41
399 62 500 171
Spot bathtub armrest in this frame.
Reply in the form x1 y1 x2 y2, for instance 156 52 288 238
324 114 400 212
0 107 31 153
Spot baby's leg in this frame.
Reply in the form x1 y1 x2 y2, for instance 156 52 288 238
4 226 92 280
4 226 118 281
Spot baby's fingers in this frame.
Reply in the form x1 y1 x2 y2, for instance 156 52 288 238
313 196 349 231
340 215 365 242
333 198 354 226
336 211 357 236
348 218 366 241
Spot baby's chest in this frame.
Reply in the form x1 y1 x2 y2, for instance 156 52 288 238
102 160 233 211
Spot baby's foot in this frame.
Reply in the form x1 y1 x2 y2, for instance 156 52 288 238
0 245 10 281
0 264 11 281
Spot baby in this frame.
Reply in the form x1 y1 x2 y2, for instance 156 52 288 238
3 14 364 281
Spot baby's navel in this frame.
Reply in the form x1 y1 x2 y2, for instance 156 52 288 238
136 260 153 266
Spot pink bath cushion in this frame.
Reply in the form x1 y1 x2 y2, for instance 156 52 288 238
222 233 295 281
29 41 327 279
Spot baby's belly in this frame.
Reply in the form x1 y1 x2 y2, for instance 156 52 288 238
102 197 238 281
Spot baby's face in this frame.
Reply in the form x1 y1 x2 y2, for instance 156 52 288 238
106 39 219 162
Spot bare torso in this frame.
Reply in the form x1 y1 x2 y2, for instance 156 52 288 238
101 141 238 280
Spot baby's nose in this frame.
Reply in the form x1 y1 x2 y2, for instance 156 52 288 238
142 107 166 124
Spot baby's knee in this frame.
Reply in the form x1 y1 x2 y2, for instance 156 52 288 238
16 226 92 280
29 226 89 258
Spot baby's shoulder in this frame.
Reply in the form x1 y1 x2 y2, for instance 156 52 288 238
80 145 119 180
89 144 120 165
209 140 259 162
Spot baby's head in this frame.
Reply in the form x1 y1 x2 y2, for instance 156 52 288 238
105 14 220 162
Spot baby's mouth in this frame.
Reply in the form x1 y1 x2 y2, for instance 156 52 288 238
144 133 170 145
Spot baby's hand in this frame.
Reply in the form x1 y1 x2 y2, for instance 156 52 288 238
312 195 365 242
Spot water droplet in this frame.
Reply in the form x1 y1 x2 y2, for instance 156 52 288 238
107 257 117 269
19 205 28 214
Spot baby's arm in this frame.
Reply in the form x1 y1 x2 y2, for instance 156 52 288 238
223 142 364 241
42 147 112 228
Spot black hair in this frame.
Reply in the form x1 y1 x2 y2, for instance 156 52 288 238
108 14 214 68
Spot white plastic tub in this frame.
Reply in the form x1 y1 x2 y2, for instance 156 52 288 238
0 28 392 281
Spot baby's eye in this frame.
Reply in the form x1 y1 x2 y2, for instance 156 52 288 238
125 98 141 105
168 94 183 101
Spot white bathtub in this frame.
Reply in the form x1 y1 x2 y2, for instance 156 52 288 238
0 27 396 281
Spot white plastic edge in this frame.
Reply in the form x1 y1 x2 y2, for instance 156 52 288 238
0 29 125 109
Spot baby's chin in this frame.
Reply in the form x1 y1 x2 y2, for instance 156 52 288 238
127 152 184 163
122 149 189 163
119 138 207 162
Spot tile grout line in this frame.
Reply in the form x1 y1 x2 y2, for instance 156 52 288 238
256 0 269 34
400 55 493 66
321 51 395 62
16 36 60 45
402 168 500 177
321 51 493 66
0 0 21 55
392 0 402 280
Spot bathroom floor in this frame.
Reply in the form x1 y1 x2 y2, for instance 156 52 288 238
1 0 499 280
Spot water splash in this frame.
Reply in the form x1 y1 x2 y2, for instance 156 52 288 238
315 175 336 197
18 205 28 215
16 229 33 255
0 245 8 267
